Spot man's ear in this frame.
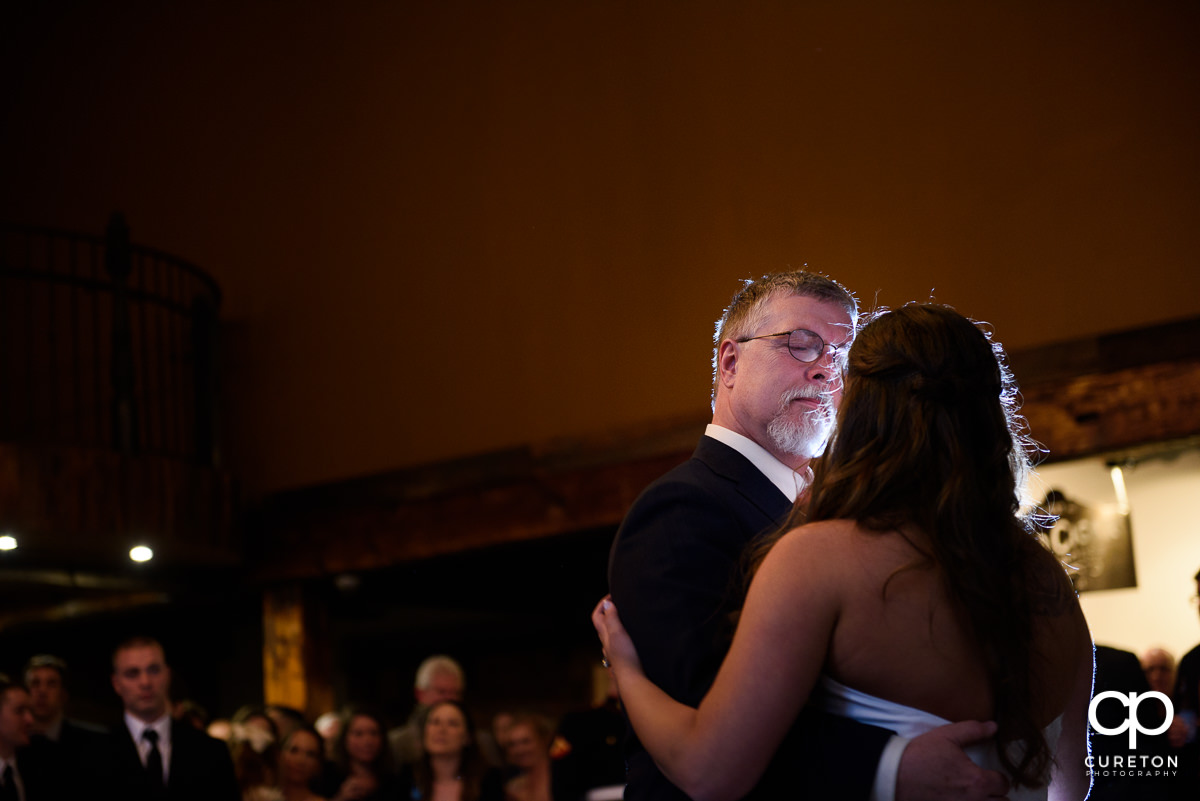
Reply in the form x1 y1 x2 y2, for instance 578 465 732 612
716 339 740 389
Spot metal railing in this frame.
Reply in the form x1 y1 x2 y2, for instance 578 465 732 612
0 215 221 464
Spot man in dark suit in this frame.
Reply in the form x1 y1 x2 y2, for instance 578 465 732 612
101 636 239 801
608 271 1009 801
0 674 63 801
1172 567 1200 798
0 675 34 801
19 654 107 795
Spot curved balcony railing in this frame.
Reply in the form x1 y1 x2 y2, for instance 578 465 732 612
0 215 220 463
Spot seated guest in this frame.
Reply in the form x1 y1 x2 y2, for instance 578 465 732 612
503 714 553 801
102 635 240 800
276 726 329 801
399 700 503 801
318 707 397 801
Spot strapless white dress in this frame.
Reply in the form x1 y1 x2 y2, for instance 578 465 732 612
811 676 1061 801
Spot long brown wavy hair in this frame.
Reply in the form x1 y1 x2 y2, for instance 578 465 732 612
748 303 1055 788
411 700 492 801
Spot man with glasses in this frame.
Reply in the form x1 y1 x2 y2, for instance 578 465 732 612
608 271 1006 801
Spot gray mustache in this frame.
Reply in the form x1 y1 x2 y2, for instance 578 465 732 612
780 386 828 404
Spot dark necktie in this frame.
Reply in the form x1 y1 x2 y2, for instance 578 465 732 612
143 728 164 788
0 764 17 801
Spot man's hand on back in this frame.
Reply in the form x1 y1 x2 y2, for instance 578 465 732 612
896 720 1010 801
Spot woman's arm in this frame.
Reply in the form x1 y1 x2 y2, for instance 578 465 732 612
593 526 842 801
1048 617 1094 801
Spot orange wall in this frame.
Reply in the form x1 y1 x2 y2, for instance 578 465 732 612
3 2 1198 494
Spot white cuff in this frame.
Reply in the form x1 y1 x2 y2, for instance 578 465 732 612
869 735 911 801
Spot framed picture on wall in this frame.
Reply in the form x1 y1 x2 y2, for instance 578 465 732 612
1035 465 1137 592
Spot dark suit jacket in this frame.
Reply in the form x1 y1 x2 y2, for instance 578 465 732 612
18 718 109 799
1172 643 1200 798
608 436 892 800
99 718 239 801
1091 645 1179 800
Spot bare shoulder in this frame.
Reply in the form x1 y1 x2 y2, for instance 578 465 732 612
767 520 861 565
759 520 868 590
774 519 919 567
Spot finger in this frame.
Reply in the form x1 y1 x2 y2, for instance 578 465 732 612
591 597 610 626
591 602 612 649
599 597 622 627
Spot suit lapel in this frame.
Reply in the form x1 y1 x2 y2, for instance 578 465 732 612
115 722 142 769
167 719 185 788
693 436 793 524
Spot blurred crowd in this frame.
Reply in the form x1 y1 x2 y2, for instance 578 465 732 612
0 645 624 801
4 589 1198 801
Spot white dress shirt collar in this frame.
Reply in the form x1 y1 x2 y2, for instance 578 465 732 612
125 711 172 783
704 424 806 502
124 711 171 745
0 755 24 801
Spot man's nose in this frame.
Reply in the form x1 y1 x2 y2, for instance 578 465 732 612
804 356 834 382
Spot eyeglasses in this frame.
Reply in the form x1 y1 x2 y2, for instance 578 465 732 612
736 328 849 367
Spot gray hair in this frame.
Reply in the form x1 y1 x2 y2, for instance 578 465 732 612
414 654 464 691
711 271 858 405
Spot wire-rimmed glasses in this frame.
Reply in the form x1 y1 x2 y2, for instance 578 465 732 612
736 328 848 368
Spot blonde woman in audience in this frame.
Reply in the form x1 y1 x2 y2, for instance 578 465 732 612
503 714 554 801
400 699 503 801
231 705 281 800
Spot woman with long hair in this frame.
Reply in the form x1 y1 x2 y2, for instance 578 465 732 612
321 707 397 801
400 699 503 801
276 725 329 801
229 705 281 800
594 304 1092 801
501 714 553 801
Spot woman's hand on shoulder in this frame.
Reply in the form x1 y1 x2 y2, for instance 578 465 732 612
592 596 642 686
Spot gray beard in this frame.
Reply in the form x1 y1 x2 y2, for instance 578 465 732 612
767 386 834 459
